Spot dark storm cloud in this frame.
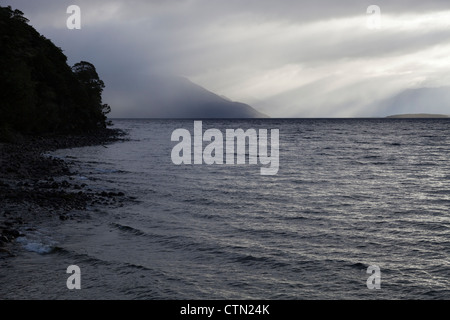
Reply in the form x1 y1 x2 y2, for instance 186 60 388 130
5 0 450 117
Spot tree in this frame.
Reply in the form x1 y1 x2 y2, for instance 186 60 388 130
12 8 29 23
72 61 105 103
0 5 111 137
72 61 110 128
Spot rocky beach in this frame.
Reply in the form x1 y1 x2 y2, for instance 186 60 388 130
1 5 130 259
0 128 127 256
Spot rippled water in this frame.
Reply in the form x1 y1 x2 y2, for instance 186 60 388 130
1 119 450 299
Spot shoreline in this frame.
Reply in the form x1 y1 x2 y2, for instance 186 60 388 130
0 127 128 256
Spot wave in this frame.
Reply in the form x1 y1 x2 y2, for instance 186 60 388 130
16 237 55 254
233 253 291 269
110 222 147 236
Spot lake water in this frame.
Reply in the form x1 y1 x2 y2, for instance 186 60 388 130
1 118 450 299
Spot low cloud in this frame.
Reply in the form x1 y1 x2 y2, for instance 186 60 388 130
6 0 450 117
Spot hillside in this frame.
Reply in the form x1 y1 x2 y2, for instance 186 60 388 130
108 74 268 119
0 6 110 139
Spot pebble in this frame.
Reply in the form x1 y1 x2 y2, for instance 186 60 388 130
0 129 128 252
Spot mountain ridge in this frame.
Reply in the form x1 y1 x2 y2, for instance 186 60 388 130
108 73 268 118
366 86 450 117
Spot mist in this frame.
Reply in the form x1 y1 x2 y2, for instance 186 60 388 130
6 0 450 117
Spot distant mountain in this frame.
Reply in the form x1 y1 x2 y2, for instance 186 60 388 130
386 113 449 118
109 74 268 118
367 87 450 117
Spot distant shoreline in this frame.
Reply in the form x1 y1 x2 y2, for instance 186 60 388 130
108 114 450 120
385 113 450 119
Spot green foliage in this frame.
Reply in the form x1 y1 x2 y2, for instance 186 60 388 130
0 5 111 135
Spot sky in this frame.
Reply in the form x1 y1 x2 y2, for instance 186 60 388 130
4 0 450 117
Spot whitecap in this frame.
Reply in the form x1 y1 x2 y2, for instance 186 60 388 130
16 237 55 254
74 175 88 180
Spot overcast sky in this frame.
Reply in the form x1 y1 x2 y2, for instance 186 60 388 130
5 0 450 117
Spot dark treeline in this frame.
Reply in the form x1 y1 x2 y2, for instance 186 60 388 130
0 6 110 140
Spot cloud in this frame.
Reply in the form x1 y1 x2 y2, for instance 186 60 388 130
5 0 450 117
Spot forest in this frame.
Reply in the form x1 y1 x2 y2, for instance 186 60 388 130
0 5 110 140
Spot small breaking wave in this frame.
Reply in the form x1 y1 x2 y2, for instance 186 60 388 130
110 222 147 236
16 237 55 254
